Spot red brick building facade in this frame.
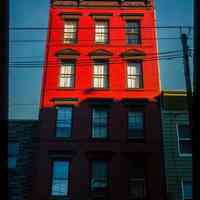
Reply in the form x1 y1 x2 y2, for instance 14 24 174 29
32 0 166 199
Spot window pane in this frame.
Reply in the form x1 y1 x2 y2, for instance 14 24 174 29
8 157 17 169
52 180 68 196
8 143 19 156
8 143 19 169
56 107 72 138
64 21 77 43
51 161 69 196
59 63 74 88
91 161 108 190
183 181 192 199
129 160 145 198
127 63 142 89
178 125 191 139
128 112 144 138
95 21 108 43
53 161 69 179
92 109 108 138
180 141 192 154
93 63 108 88
129 179 145 198
126 21 140 44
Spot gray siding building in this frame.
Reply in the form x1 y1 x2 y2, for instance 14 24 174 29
161 91 192 200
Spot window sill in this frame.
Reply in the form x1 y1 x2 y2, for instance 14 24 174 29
52 137 73 141
91 88 110 91
50 195 70 200
179 153 192 157
89 138 110 142
127 138 145 143
126 88 144 91
57 87 75 90
94 42 110 45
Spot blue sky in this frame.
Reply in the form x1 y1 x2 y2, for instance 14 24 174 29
9 0 193 119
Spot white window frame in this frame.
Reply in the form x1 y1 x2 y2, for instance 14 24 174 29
181 178 192 200
93 62 108 88
127 62 143 89
59 62 75 88
64 20 77 44
95 21 108 44
176 124 192 157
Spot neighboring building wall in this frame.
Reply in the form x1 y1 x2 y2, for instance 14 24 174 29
8 120 38 200
161 92 192 200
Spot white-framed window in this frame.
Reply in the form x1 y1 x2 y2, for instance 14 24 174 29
177 124 192 156
95 21 108 44
93 62 108 88
126 21 141 44
182 179 192 200
59 62 75 88
51 161 70 196
128 111 144 139
64 21 77 44
92 108 108 139
8 142 19 169
56 107 72 138
91 160 108 192
127 62 143 89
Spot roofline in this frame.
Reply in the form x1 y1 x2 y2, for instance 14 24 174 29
161 90 187 96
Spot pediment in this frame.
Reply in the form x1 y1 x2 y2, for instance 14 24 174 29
55 48 80 59
88 49 113 59
120 49 145 60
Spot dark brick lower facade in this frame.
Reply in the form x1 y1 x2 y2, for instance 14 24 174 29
32 100 167 200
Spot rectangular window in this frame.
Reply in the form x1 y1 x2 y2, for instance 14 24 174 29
126 21 140 44
56 107 72 138
177 125 192 156
51 161 70 196
127 62 142 89
59 62 75 88
128 160 146 199
95 21 108 44
93 62 108 88
92 108 108 139
128 111 144 138
8 142 19 169
64 21 77 44
182 180 192 200
91 161 108 192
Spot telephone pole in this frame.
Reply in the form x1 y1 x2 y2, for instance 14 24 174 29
193 0 200 200
180 33 193 131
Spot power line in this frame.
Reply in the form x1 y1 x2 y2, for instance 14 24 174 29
9 51 183 62
8 50 189 59
9 37 193 43
8 55 184 69
9 26 194 30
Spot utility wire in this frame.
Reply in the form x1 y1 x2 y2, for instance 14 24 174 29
8 55 184 69
9 26 194 30
9 37 193 43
